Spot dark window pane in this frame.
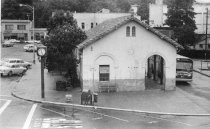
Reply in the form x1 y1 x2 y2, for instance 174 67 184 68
132 26 136 37
99 65 110 81
126 26 130 37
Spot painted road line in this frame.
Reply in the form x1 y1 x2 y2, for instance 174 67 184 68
0 100 11 115
22 104 37 129
83 109 129 123
39 106 70 117
140 114 193 127
0 98 11 101
0 95 12 97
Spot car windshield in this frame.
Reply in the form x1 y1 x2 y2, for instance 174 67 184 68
5 64 12 67
176 62 193 70
9 60 16 63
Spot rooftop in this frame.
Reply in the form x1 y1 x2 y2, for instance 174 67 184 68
1 19 31 23
77 15 183 50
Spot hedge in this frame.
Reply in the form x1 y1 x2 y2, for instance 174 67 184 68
178 50 210 60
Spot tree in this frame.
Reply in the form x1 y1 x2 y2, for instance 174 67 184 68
43 11 87 87
165 0 196 46
116 0 130 13
137 0 150 24
1 0 33 20
34 1 52 28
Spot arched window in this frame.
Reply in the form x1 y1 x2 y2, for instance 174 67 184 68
91 23 94 28
126 26 130 37
81 22 85 29
132 26 136 37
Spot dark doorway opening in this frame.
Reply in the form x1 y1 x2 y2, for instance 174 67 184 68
145 55 165 90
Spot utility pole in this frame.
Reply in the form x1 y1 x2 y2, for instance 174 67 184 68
205 8 208 60
41 56 45 98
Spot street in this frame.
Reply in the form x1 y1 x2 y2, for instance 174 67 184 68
1 44 210 129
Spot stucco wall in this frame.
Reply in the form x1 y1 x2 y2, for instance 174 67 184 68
82 21 177 92
149 4 167 27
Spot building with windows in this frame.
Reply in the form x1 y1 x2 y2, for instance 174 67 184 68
1 19 47 42
73 12 136 31
51 5 140 31
149 0 210 34
77 15 183 92
191 36 210 50
71 5 141 31
1 20 32 41
149 0 168 27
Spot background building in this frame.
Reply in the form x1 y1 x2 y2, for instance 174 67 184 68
1 19 47 42
149 0 210 34
53 5 141 31
191 36 210 50
149 0 168 27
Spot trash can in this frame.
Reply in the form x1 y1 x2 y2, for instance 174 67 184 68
93 93 98 103
56 81 66 91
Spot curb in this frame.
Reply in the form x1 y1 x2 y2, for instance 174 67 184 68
11 92 210 117
193 69 210 77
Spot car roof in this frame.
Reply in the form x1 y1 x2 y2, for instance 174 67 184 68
25 44 34 46
3 58 23 61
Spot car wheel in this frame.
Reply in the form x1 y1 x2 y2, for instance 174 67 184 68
8 71 13 76
26 65 30 69
20 70 26 76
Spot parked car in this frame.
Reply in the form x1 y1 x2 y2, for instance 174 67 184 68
0 64 27 76
2 40 14 47
23 44 37 52
25 40 41 44
0 61 3 66
2 58 32 69
7 39 20 43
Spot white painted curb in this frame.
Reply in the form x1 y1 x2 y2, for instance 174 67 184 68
11 92 210 117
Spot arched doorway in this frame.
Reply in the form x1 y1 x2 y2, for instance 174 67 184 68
145 54 165 90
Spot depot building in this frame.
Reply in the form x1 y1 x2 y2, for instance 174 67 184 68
77 15 183 92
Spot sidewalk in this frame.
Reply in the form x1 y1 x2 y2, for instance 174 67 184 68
193 60 210 77
12 61 210 115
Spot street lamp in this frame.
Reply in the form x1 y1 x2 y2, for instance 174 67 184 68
37 45 47 98
19 4 36 64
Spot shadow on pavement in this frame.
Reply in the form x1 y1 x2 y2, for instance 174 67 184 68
176 81 191 87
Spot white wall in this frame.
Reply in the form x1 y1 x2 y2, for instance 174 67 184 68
149 4 168 27
82 21 177 91
193 3 210 34
73 13 132 31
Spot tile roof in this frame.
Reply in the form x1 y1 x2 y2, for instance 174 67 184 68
77 15 184 50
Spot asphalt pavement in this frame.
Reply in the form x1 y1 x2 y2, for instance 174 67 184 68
11 59 210 116
2 44 210 129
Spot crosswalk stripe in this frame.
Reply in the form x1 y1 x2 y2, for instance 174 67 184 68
0 100 12 115
22 104 37 129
